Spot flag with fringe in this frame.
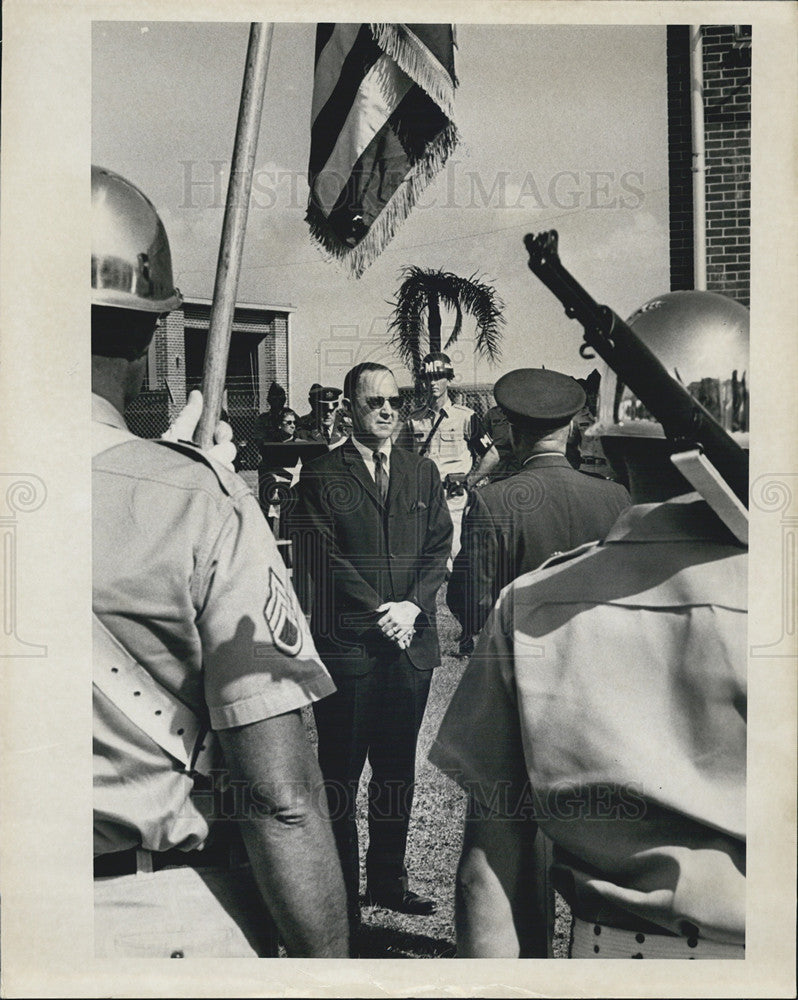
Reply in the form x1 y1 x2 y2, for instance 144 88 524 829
306 23 458 278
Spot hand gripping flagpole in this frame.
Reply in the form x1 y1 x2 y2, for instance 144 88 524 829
196 23 274 450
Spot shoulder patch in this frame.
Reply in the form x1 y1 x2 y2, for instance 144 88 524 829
263 567 303 657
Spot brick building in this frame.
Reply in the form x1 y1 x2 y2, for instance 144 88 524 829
667 25 751 303
126 297 293 470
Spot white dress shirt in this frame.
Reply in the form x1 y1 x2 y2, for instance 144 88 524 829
351 434 392 482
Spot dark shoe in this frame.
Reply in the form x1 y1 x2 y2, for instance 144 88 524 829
365 887 437 916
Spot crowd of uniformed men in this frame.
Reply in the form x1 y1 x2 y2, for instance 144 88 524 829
92 166 747 960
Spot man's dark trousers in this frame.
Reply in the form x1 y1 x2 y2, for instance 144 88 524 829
313 646 432 922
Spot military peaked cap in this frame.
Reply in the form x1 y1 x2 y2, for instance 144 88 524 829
310 385 342 404
494 368 586 430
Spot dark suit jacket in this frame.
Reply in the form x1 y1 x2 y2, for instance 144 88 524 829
448 454 631 635
291 439 453 675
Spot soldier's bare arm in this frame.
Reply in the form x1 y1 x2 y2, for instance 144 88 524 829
218 709 349 957
455 798 542 958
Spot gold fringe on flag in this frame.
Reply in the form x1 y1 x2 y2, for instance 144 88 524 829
306 121 458 278
368 23 458 117
306 22 459 278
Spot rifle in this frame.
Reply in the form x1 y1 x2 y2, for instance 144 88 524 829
523 230 749 512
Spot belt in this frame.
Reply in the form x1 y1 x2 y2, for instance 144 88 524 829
94 840 246 878
570 917 744 960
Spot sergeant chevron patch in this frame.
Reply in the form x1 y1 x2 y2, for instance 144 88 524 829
264 567 303 657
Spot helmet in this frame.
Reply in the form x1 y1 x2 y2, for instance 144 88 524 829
590 291 749 444
421 352 455 380
91 165 182 313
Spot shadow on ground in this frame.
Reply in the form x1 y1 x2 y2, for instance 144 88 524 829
354 919 456 959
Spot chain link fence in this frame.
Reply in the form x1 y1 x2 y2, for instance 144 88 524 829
125 390 171 440
125 379 264 472
450 384 493 419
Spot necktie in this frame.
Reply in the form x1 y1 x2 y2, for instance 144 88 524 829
373 451 388 503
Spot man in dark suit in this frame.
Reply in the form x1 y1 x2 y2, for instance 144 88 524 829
448 368 631 644
292 362 452 935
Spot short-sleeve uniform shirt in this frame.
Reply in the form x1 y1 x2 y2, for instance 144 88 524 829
407 402 480 477
92 394 335 856
430 494 747 944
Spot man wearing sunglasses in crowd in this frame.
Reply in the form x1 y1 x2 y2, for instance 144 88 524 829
291 362 453 946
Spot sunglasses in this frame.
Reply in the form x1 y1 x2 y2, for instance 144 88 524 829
364 395 403 411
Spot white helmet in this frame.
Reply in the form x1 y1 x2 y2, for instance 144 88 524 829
91 165 182 313
589 290 749 446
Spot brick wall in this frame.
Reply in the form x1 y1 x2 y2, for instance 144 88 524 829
702 25 751 306
255 313 290 411
141 300 290 466
161 310 187 418
667 25 751 305
273 314 289 402
149 302 290 409
137 311 188 430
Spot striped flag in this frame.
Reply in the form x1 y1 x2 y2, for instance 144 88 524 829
306 23 458 277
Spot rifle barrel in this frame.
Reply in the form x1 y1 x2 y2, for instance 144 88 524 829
524 230 749 507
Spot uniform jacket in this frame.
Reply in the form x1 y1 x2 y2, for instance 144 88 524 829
432 494 747 943
295 410 346 447
291 438 452 674
448 454 630 635
295 423 346 448
91 394 333 856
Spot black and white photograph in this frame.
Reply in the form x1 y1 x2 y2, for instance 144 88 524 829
1 2 796 997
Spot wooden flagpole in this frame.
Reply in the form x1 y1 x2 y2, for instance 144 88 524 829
196 23 274 450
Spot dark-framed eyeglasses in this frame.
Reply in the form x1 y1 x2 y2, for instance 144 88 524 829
365 395 403 411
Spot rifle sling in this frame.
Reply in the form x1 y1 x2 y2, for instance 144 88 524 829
419 409 446 457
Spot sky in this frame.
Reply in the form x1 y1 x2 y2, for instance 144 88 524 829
92 21 670 402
